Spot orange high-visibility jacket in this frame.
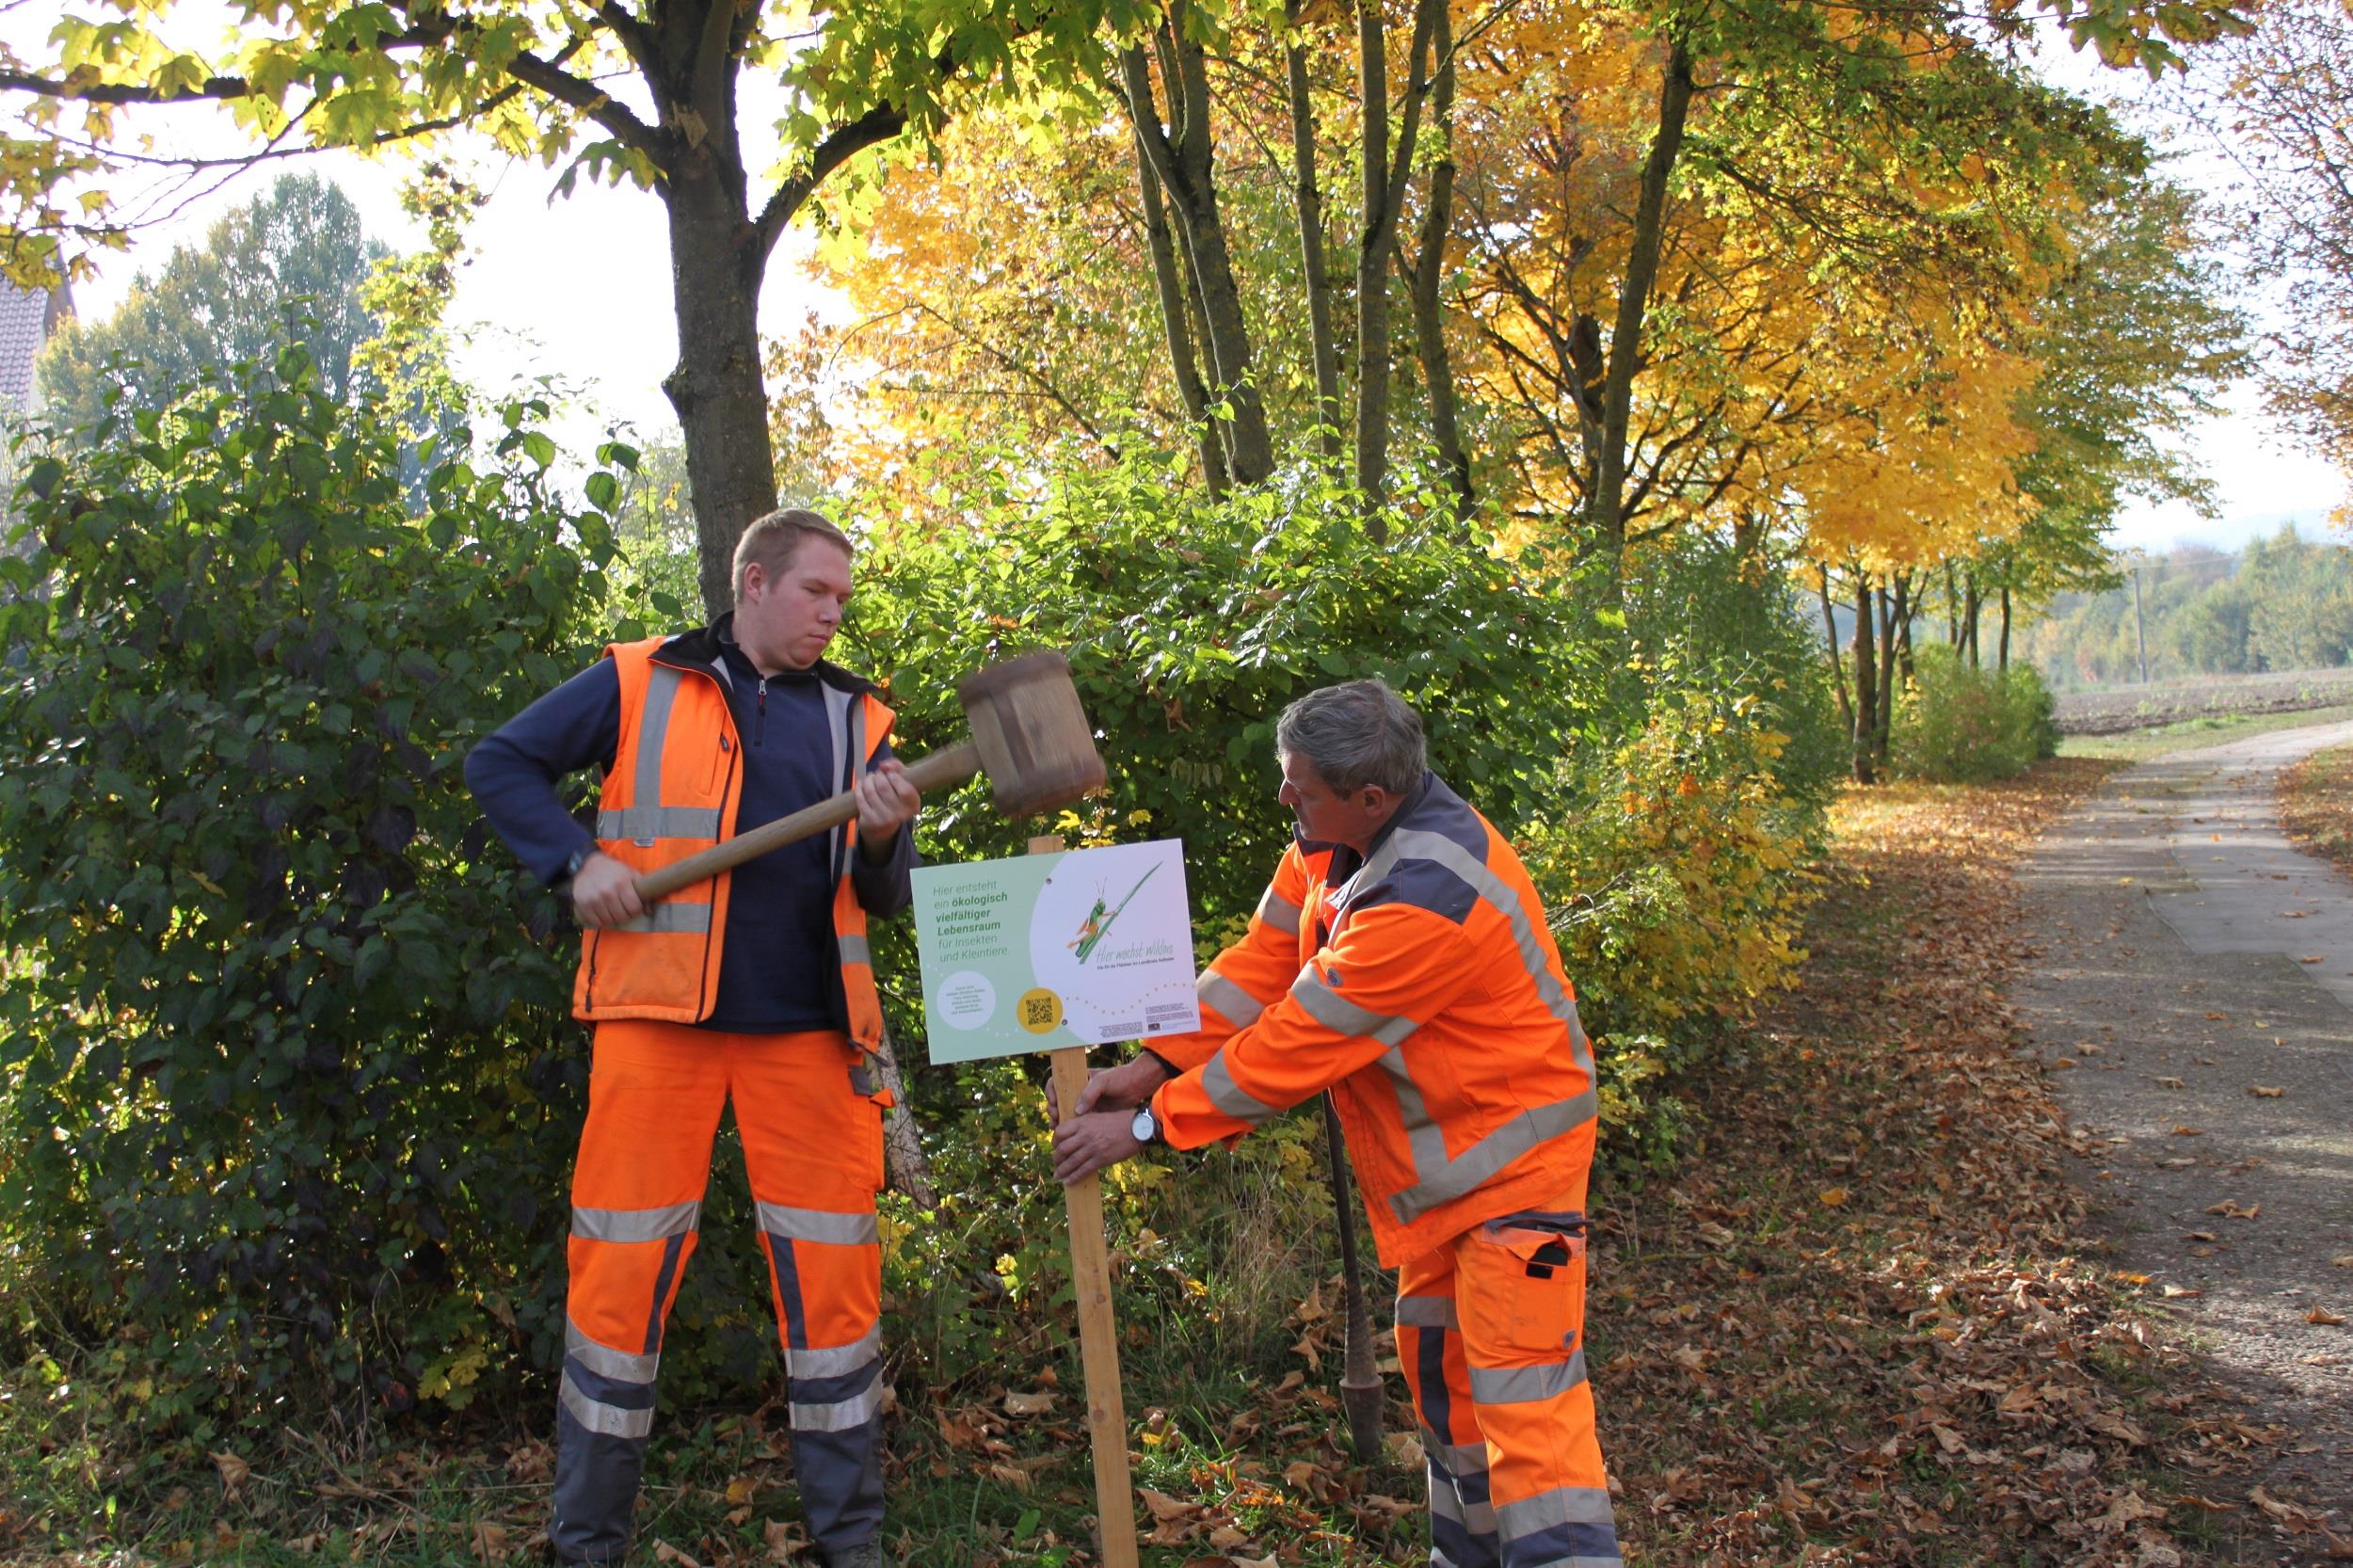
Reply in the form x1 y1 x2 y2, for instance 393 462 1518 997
570 633 895 1053
1150 774 1599 1267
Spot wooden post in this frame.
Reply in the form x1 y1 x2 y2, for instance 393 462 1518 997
1031 833 1140 1568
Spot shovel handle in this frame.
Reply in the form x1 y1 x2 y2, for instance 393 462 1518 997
632 741 979 903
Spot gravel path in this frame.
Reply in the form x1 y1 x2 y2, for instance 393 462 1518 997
2016 721 2353 1543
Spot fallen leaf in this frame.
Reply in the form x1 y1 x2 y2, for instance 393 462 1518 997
2247 1085 2284 1096
1002 1388 1058 1417
1694 1220 1737 1246
2170 1126 2204 1137
2154 1077 2185 1089
1818 1186 1849 1208
1139 1487 1197 1523
651 1544 703 1568
2309 1305 2345 1326
467 1522 510 1562
210 1451 250 1501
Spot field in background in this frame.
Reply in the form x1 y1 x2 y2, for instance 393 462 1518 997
2054 667 2353 735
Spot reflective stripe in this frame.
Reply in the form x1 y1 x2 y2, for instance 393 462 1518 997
792 1379 883 1433
1289 968 1417 1047
1389 1089 1599 1224
613 901 714 936
1395 1296 1460 1330
757 1203 878 1246
838 934 872 965
1497 1485 1618 1540
630 665 688 844
596 804 722 840
566 1317 659 1384
1428 1471 1498 1535
1254 886 1304 937
1200 1052 1283 1125
787 1325 883 1382
571 1200 700 1242
560 1368 654 1439
1198 969 1266 1028
1375 1044 1452 1199
1422 1432 1490 1479
1467 1350 1587 1405
825 684 857 878
1385 827 1593 1076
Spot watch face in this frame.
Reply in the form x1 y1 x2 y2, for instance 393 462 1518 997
1130 1106 1155 1143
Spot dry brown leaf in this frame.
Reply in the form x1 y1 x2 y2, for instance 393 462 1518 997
2169 1125 2205 1136
1818 1186 1849 1208
2153 1077 2185 1089
1140 1487 1198 1523
650 1544 703 1568
2247 1084 2285 1096
467 1522 511 1563
1694 1220 1737 1246
2308 1305 2346 1325
2332 1255 2353 1269
1002 1388 1057 1417
209 1451 250 1500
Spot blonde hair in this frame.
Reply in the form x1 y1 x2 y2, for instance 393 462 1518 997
732 508 853 604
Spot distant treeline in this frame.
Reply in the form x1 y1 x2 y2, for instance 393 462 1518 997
2017 526 2353 688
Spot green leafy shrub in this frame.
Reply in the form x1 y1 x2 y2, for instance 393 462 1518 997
1519 646 1819 1167
1890 645 2059 782
0 354 642 1433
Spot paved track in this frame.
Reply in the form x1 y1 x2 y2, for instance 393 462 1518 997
2016 721 2353 1537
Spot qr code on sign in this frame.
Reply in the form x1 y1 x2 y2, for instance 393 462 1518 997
1024 996 1057 1026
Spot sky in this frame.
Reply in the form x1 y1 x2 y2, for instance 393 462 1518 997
12 8 2349 553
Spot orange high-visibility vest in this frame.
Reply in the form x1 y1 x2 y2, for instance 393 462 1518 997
571 635 895 1054
1151 774 1599 1267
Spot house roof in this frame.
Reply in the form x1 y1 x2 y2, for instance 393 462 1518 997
0 281 72 413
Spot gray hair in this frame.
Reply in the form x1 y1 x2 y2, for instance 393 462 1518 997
1275 680 1426 795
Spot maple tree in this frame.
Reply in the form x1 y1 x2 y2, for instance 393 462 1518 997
0 0 1117 614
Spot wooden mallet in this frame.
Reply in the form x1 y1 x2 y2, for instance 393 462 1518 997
633 649 1105 903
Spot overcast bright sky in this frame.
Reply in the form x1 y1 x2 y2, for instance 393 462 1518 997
17 9 2347 553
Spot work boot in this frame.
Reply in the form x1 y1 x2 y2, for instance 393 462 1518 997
824 1544 890 1568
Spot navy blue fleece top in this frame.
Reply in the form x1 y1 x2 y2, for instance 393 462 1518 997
464 621 916 1032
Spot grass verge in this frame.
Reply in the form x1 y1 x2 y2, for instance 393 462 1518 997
2279 741 2353 879
1 757 2306 1565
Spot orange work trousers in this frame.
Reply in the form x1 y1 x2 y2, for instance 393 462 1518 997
549 1022 887 1565
1396 1192 1620 1568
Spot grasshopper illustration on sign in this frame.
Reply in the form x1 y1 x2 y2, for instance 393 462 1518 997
1068 863 1160 964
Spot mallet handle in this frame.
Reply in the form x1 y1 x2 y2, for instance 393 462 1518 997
632 741 980 903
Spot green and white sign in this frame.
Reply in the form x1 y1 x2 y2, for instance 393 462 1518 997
912 839 1200 1064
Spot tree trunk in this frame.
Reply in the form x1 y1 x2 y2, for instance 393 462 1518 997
1285 17 1344 468
1133 137 1227 493
1895 570 1916 687
1591 36 1693 584
1852 573 1879 785
1401 0 1470 520
1874 582 1898 767
1353 0 1443 526
1819 564 1854 736
1945 562 1960 646
872 1018 935 1208
1122 26 1274 486
1962 576 1982 668
1999 585 2012 671
661 165 779 620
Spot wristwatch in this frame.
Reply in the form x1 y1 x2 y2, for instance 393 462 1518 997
561 844 597 883
1129 1104 1161 1146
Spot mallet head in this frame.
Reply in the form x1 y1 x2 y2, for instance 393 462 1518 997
956 650 1106 820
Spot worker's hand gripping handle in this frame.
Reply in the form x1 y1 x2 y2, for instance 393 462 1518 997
631 741 979 903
